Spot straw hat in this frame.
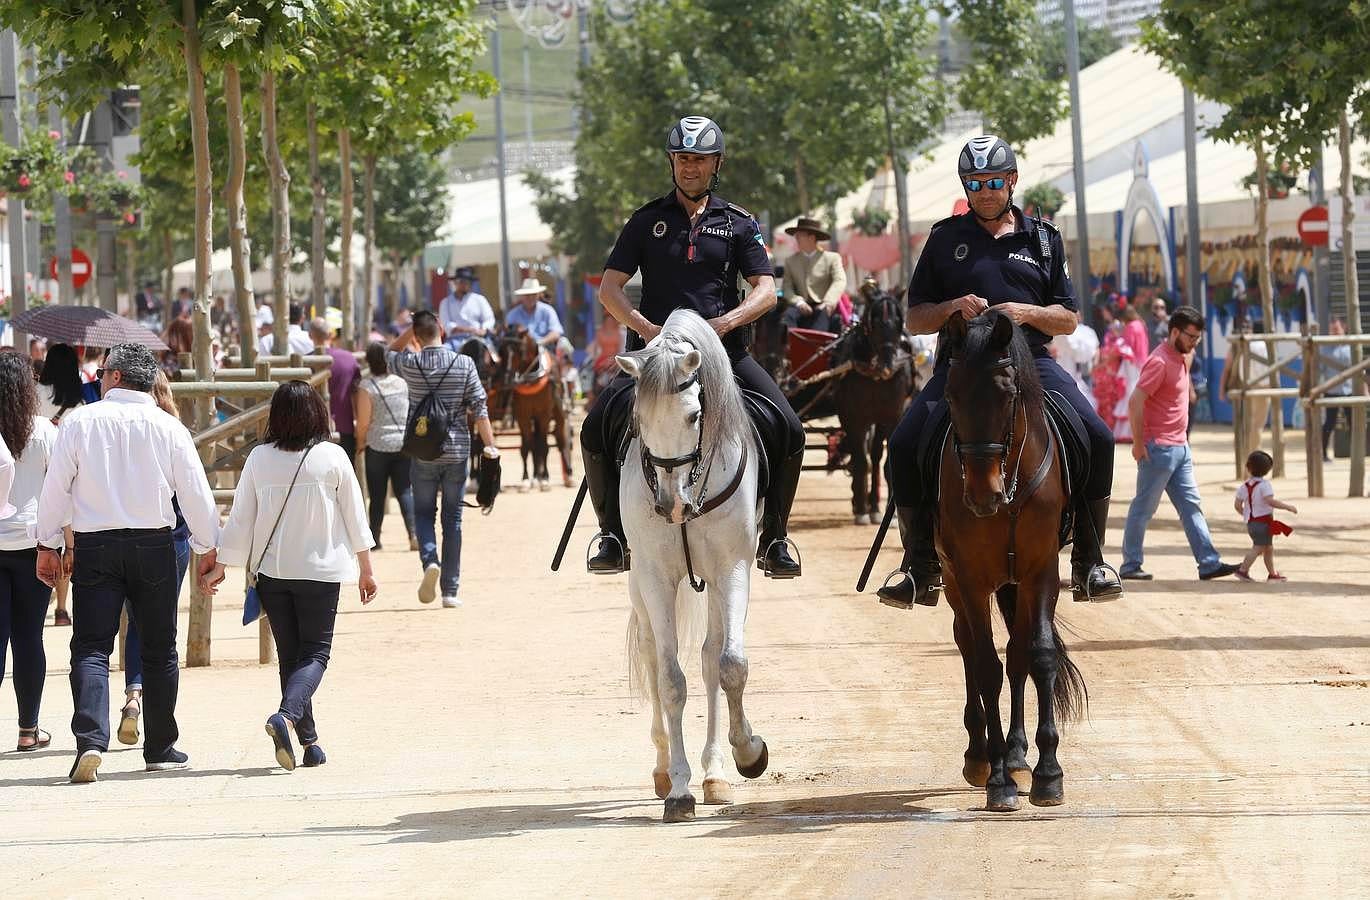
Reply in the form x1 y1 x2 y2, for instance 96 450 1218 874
514 277 546 297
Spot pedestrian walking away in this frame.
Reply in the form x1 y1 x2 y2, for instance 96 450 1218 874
1233 449 1297 582
882 134 1122 609
0 352 63 752
34 343 221 783
1120 306 1240 582
203 380 377 771
355 342 418 552
312 317 362 460
581 114 804 579
388 311 499 608
114 371 196 748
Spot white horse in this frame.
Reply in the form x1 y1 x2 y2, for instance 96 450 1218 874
616 309 770 823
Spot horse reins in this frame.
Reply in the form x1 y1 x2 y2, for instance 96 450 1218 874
950 356 1058 584
635 368 749 593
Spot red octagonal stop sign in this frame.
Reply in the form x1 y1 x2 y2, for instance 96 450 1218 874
1298 205 1330 247
49 248 93 288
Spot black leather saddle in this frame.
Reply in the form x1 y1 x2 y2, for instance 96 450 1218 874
603 378 781 497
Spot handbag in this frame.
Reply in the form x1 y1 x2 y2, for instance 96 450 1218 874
242 442 317 625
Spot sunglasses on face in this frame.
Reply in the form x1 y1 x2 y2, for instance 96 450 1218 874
963 177 1006 193
95 368 106 380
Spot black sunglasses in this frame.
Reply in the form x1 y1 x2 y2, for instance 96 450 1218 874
95 368 106 380
964 177 1006 193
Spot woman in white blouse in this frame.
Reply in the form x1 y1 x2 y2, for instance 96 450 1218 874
203 381 377 771
0 351 64 751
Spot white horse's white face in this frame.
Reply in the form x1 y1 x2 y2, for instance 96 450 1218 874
618 344 704 523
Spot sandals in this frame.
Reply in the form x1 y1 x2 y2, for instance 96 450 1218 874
53 609 71 627
118 697 142 746
17 727 51 752
1267 573 1289 582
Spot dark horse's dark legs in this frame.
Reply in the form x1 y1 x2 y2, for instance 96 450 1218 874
869 423 890 519
1029 576 1065 806
952 611 989 788
997 585 1032 793
949 572 1017 811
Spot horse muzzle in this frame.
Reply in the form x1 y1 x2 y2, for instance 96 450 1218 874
963 491 1005 518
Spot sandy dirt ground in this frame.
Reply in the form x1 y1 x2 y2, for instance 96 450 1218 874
1 425 1367 898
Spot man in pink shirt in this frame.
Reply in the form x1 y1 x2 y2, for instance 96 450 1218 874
1120 305 1238 580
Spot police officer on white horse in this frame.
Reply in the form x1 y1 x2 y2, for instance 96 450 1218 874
580 115 805 579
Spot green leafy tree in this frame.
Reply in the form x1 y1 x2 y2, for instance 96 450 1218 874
1029 16 1122 81
953 0 1067 150
372 149 448 315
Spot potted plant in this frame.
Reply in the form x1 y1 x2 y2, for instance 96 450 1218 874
850 207 890 237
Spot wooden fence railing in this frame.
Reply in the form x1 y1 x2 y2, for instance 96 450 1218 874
1226 330 1369 498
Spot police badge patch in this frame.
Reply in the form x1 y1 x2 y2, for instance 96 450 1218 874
652 221 667 238
954 243 969 261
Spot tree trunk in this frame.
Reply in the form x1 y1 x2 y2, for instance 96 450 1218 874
363 152 378 336
1340 110 1364 496
307 101 326 320
161 228 174 305
1253 136 1283 476
180 0 214 424
795 154 810 215
224 62 257 365
339 127 355 348
261 67 291 352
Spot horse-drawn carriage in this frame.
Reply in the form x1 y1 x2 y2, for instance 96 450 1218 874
757 284 935 525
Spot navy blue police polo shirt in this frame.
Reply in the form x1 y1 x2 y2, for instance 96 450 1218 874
605 191 772 358
907 206 1076 354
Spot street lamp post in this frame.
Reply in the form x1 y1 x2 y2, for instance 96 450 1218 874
1063 0 1091 309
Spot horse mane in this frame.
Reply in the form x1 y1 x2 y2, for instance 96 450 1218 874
635 309 748 450
960 309 1044 419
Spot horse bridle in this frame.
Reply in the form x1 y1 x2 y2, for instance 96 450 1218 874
637 370 708 501
950 355 1028 505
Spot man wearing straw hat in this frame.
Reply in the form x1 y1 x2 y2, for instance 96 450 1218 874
780 216 846 334
505 277 565 350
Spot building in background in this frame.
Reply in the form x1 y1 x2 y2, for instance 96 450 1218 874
1036 0 1161 43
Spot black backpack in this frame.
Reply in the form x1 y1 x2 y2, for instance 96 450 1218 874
401 354 461 461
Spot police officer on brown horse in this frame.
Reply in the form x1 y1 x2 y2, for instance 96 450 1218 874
880 135 1124 608
580 115 805 579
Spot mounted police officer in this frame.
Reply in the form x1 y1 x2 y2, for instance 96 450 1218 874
580 115 805 579
880 135 1123 608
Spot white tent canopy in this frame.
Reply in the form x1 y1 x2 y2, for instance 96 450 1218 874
171 239 373 295
429 166 574 268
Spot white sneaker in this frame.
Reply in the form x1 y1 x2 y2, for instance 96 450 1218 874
441 595 462 608
69 749 102 784
419 563 440 605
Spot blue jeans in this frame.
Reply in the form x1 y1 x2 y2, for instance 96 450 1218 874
1121 442 1223 576
124 538 190 692
70 528 181 760
411 458 467 597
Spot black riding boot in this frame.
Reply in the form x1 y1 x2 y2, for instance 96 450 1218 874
584 451 629 574
757 449 803 579
876 504 942 609
1070 495 1123 601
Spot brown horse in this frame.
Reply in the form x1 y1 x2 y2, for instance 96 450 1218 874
938 310 1086 812
500 325 573 490
833 287 913 524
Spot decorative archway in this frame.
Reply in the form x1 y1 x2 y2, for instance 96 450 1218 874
1118 142 1178 296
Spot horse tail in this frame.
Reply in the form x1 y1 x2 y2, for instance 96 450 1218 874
1051 621 1088 725
626 608 651 702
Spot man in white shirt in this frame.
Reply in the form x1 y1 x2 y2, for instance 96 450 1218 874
36 343 221 783
437 267 495 349
258 303 317 357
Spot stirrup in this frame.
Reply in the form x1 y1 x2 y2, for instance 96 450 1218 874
759 537 801 579
586 532 630 575
1071 561 1122 603
877 567 941 610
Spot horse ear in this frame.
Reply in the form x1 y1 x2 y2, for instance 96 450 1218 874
991 310 1015 349
679 349 702 376
616 354 643 379
944 312 967 348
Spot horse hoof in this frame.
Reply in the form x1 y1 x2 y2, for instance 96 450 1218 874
702 778 734 805
1009 767 1032 793
539 479 551 492
985 784 1020 812
962 758 991 788
735 740 769 779
563 477 574 488
853 514 865 526
662 795 696 823
1030 773 1064 807
653 771 671 800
